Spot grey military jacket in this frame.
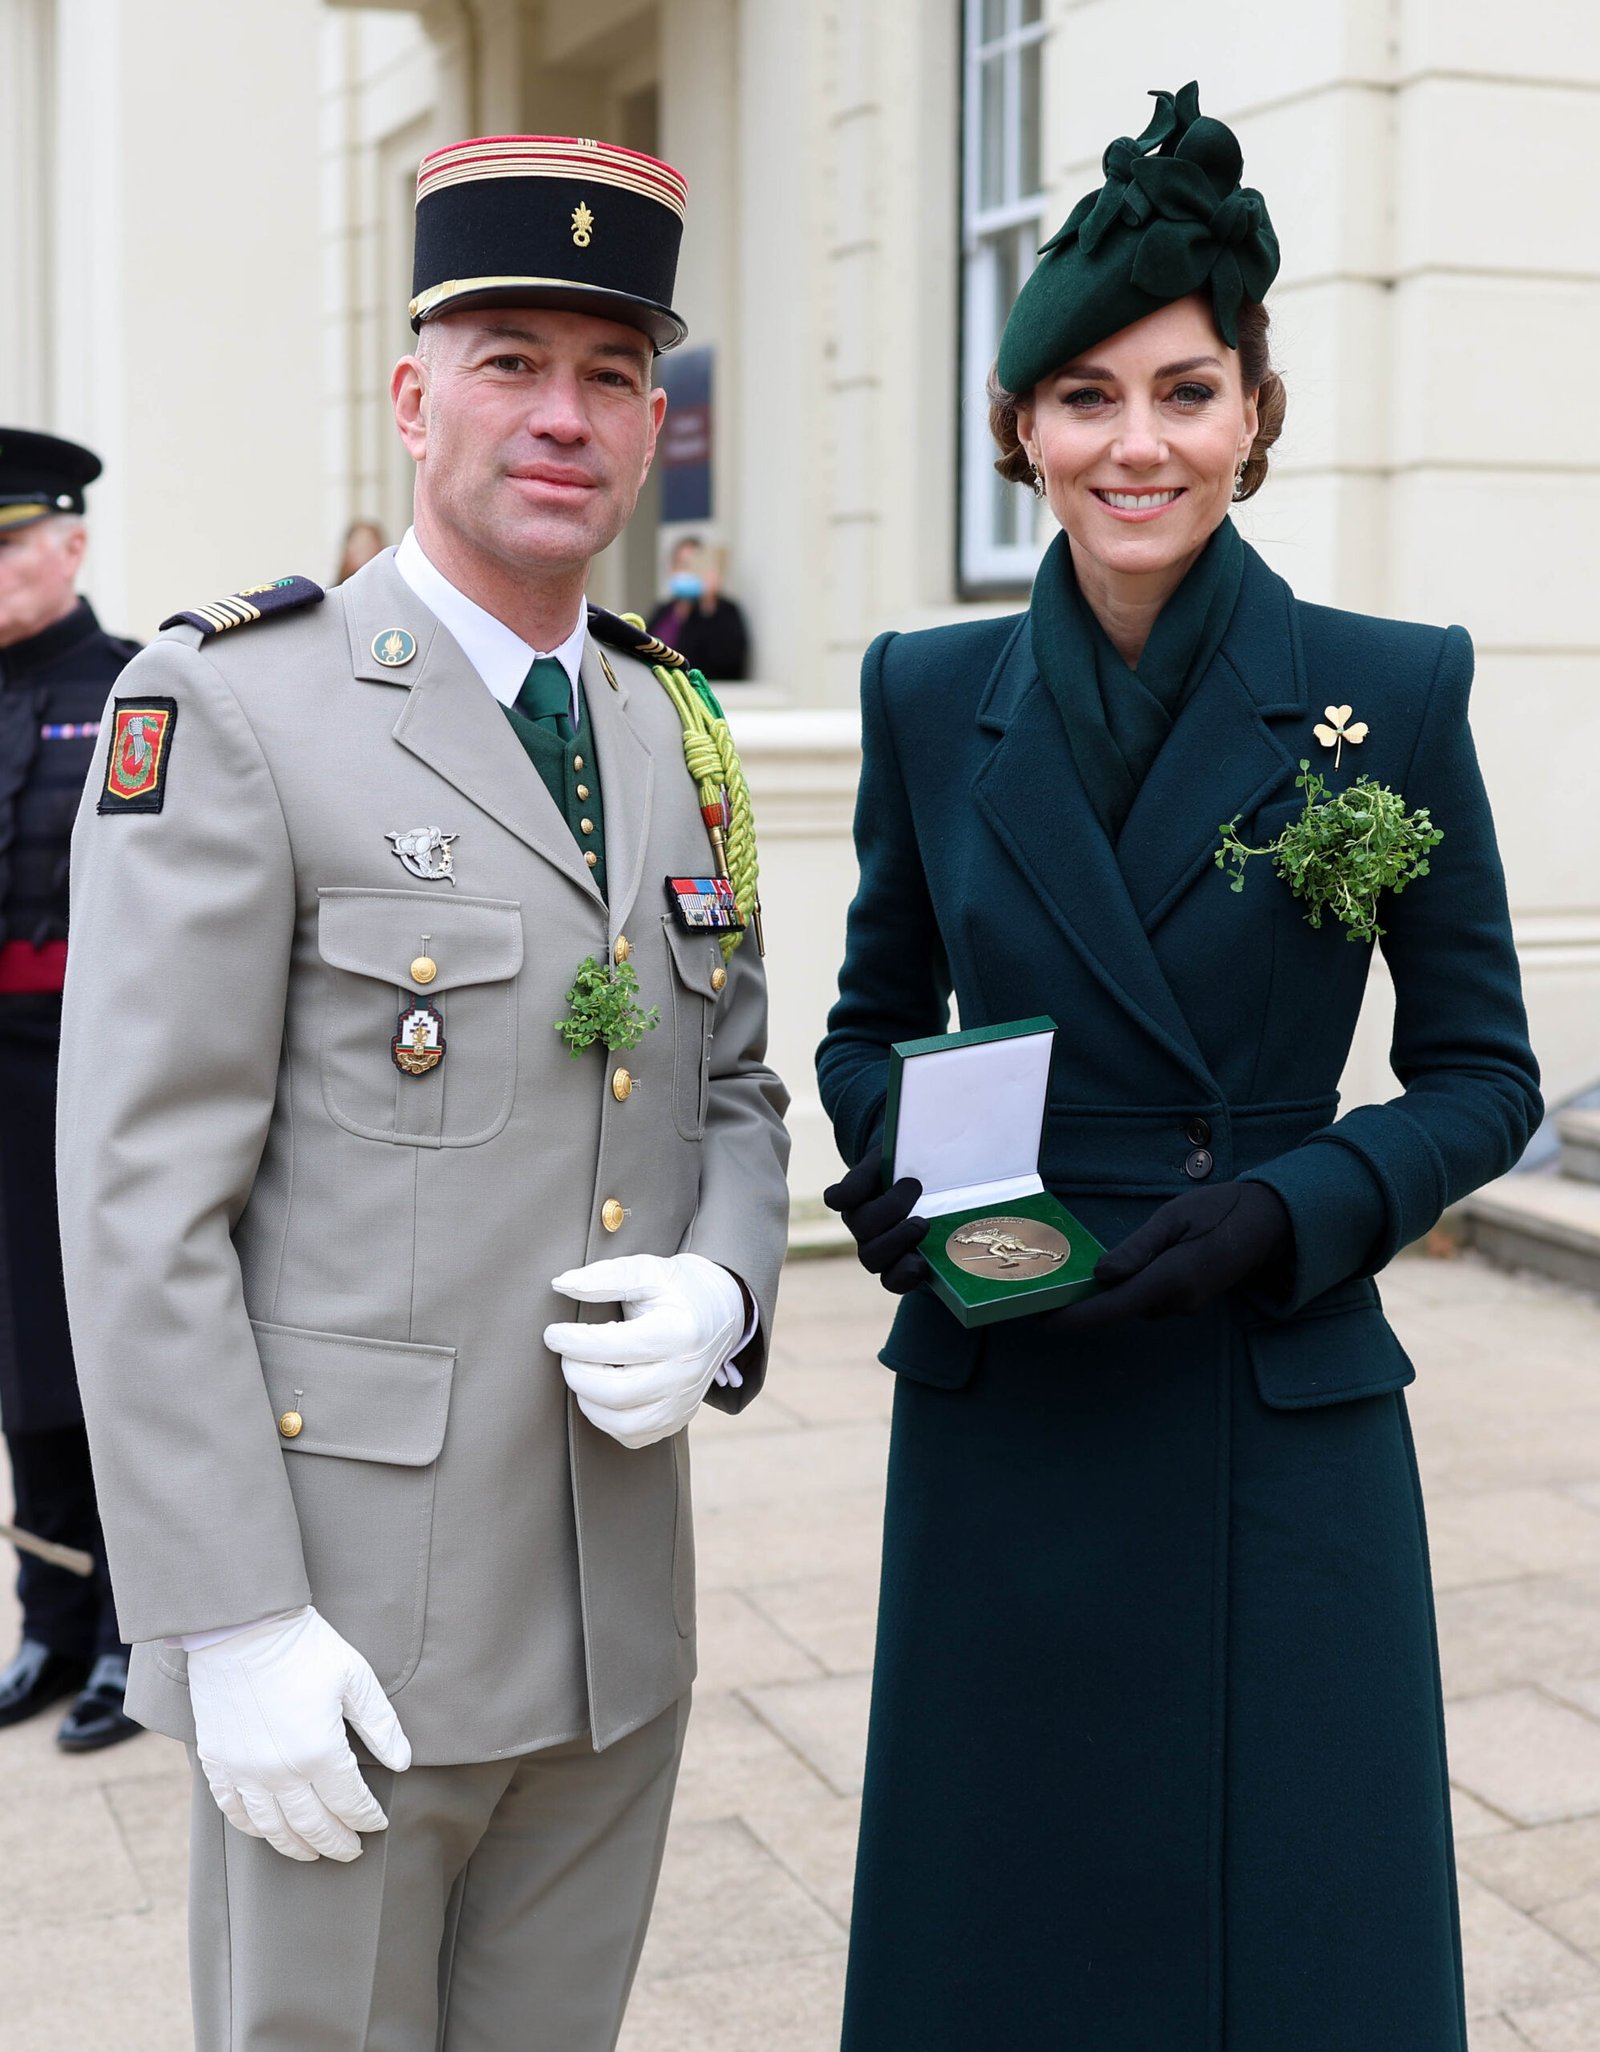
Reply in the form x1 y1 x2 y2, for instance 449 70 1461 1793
56 550 790 1762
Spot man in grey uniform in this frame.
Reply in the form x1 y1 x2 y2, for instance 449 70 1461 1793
56 133 789 2050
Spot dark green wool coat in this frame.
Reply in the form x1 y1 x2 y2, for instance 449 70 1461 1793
816 544 1541 2052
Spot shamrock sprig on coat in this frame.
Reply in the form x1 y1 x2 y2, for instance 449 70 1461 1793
1216 760 1442 944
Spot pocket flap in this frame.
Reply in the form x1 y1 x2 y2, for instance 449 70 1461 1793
1244 1287 1415 1411
317 890 522 992
661 915 725 997
251 1320 456 1464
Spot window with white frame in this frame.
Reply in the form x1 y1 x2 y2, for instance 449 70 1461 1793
959 0 1048 592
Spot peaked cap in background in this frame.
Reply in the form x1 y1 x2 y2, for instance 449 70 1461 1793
997 82 1280 395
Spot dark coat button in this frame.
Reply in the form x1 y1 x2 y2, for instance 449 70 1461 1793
1186 1116 1211 1146
1185 1148 1214 1180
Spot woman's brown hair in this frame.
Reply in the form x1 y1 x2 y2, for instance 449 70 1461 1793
987 297 1286 502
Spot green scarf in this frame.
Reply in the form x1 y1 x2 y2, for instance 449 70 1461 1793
1029 515 1245 844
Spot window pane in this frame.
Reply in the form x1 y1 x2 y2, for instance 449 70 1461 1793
981 0 1007 44
978 56 1006 209
1017 37 1042 198
1019 0 1042 20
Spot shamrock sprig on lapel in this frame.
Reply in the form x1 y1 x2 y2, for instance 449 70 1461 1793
1312 703 1368 769
1215 761 1442 944
555 958 660 1056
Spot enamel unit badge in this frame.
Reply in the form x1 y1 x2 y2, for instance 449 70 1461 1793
392 1000 445 1076
97 698 178 814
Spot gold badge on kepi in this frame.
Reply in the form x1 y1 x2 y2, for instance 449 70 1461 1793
392 1000 445 1076
373 627 417 667
945 1217 1071 1282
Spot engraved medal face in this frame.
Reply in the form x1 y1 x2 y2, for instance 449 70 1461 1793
945 1216 1071 1282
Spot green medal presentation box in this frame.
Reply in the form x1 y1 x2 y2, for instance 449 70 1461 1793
882 1017 1104 1328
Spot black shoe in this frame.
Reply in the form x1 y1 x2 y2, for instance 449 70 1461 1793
56 1653 142 1753
0 1638 91 1728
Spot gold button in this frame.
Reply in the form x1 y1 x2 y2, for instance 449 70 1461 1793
584 850 598 868
576 784 590 800
580 818 594 835
573 755 584 770
613 935 630 964
601 1198 625 1232
278 1410 304 1440
710 965 727 992
611 1067 633 1102
410 955 438 985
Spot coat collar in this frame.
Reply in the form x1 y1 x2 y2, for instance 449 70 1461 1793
973 617 1213 1091
344 550 603 907
1115 546 1307 930
971 547 1308 1089
578 637 655 937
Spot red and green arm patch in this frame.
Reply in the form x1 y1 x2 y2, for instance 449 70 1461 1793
98 698 178 814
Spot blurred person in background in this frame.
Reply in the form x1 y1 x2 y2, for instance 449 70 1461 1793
647 534 749 680
0 428 140 1751
336 516 388 583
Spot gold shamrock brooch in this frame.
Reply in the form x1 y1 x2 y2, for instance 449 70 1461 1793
1313 704 1368 769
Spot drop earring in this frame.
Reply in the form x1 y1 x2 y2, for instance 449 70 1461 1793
1030 462 1046 499
1232 458 1249 501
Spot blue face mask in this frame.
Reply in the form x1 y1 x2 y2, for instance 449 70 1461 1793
669 571 704 601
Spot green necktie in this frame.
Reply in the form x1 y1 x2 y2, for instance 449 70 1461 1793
515 656 572 740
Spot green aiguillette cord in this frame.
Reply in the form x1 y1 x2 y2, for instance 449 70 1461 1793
1029 514 1245 844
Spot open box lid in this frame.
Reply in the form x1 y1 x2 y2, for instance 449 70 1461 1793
883 1017 1056 1217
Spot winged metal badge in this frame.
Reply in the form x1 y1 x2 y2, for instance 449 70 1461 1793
386 826 458 884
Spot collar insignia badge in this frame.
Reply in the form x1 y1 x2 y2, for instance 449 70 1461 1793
1313 704 1369 770
387 825 458 884
392 999 446 1077
373 627 417 667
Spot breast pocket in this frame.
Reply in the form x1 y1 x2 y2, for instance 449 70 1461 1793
317 889 522 1147
660 917 721 1140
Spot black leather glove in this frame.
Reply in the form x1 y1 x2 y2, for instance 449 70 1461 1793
823 1144 931 1295
1040 1181 1292 1331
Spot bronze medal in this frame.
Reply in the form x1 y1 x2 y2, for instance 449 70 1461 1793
945 1215 1070 1282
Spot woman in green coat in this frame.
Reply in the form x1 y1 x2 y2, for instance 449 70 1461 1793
817 84 1540 2051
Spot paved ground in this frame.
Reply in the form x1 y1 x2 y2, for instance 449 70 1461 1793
2 1250 1600 2049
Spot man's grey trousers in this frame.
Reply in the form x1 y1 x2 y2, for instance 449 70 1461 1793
187 1696 688 2050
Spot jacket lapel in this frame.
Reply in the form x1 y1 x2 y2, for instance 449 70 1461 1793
579 637 655 937
344 553 603 906
1115 548 1308 933
972 619 1212 1089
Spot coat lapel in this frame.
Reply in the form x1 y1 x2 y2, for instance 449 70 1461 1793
1116 549 1308 933
579 637 655 937
343 553 603 907
972 619 1212 1090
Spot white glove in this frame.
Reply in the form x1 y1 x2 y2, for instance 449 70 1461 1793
186 1604 412 1863
545 1252 746 1450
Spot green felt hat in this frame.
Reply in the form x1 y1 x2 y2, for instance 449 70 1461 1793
996 83 1279 395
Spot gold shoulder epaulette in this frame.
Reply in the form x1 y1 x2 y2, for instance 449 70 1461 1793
160 575 324 639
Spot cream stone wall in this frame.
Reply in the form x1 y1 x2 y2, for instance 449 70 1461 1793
6 1 1595 1221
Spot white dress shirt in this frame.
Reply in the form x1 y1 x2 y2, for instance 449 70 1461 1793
393 527 586 723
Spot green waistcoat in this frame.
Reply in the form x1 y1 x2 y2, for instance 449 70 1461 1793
503 686 607 898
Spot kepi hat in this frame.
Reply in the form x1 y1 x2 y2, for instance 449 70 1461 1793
997 83 1279 395
409 134 689 350
0 428 102 534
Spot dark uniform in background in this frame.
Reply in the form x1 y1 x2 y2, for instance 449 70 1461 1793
0 429 140 1749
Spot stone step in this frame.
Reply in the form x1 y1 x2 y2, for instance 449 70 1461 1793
1559 1108 1600 1187
1462 1173 1600 1297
